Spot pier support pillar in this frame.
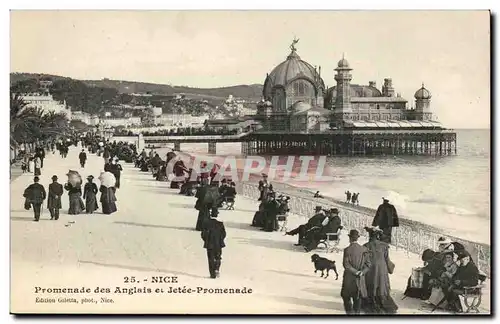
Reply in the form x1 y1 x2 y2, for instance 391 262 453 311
174 141 181 151
208 141 217 155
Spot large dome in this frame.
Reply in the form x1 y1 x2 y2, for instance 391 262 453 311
263 50 325 99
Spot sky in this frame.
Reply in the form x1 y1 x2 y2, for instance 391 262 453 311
10 10 490 128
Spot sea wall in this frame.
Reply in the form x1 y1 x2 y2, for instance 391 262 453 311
236 182 491 276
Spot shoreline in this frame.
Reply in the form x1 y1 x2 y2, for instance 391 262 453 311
166 147 490 248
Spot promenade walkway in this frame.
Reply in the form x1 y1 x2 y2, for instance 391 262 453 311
10 147 490 314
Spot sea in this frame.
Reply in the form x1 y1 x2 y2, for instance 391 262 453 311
156 129 490 245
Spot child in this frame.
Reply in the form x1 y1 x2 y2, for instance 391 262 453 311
21 161 27 173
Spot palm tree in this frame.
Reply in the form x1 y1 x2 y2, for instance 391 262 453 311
11 93 70 149
41 111 70 138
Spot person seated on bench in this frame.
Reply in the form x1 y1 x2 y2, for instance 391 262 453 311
219 181 237 208
285 206 326 246
180 168 199 196
404 249 445 300
445 251 481 312
302 208 342 252
277 195 290 214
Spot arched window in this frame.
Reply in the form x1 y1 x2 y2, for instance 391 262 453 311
290 80 313 97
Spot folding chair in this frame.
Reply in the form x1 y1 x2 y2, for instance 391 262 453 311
318 226 343 253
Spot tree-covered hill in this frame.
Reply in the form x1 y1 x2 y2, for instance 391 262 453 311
10 73 263 101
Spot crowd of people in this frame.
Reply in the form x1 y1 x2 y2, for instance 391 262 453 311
19 133 485 314
21 135 138 221
251 173 485 314
403 237 486 313
132 150 241 279
140 127 239 136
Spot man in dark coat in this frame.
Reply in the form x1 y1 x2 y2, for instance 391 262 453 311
23 176 47 221
47 175 63 220
201 208 226 279
79 149 87 168
285 206 326 246
195 185 220 231
372 198 399 244
37 147 45 168
341 229 371 314
257 174 269 201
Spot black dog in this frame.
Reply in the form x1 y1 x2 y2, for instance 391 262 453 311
311 253 338 280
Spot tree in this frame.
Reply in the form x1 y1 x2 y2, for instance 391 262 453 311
10 92 71 147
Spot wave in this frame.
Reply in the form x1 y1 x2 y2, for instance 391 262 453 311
408 197 444 205
443 205 477 216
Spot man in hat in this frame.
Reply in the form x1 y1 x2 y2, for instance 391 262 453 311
372 198 399 244
47 175 63 220
303 208 343 251
201 208 226 279
23 176 47 222
285 206 326 246
258 174 269 201
79 149 87 168
341 229 371 314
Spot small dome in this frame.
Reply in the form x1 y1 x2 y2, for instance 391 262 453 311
291 101 312 113
414 84 432 100
337 58 350 68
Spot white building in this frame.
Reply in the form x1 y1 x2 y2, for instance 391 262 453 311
100 117 142 127
21 93 72 119
71 111 100 126
156 114 208 127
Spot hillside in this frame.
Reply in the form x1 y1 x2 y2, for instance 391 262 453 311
10 73 263 100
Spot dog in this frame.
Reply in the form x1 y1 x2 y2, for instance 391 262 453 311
311 253 338 280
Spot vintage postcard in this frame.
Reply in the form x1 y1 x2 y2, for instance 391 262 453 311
9 10 491 315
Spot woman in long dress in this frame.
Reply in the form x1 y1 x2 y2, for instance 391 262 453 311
83 175 99 214
34 155 42 176
64 181 84 215
108 159 123 189
362 227 399 314
100 185 117 214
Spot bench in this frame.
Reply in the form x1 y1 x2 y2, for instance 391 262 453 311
453 272 487 313
277 213 288 232
318 226 343 253
220 196 235 210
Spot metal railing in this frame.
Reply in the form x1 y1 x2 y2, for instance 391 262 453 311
237 182 490 276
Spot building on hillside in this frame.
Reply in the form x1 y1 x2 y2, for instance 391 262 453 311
100 117 142 127
156 114 209 127
21 93 72 119
204 116 260 133
71 111 100 126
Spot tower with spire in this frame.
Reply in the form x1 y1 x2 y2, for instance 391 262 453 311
414 83 432 120
333 54 353 125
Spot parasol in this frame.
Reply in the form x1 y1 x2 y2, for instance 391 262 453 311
99 171 116 188
66 170 82 187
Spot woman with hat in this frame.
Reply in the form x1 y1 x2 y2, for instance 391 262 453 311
83 175 99 214
47 175 63 220
362 226 398 314
64 170 84 215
